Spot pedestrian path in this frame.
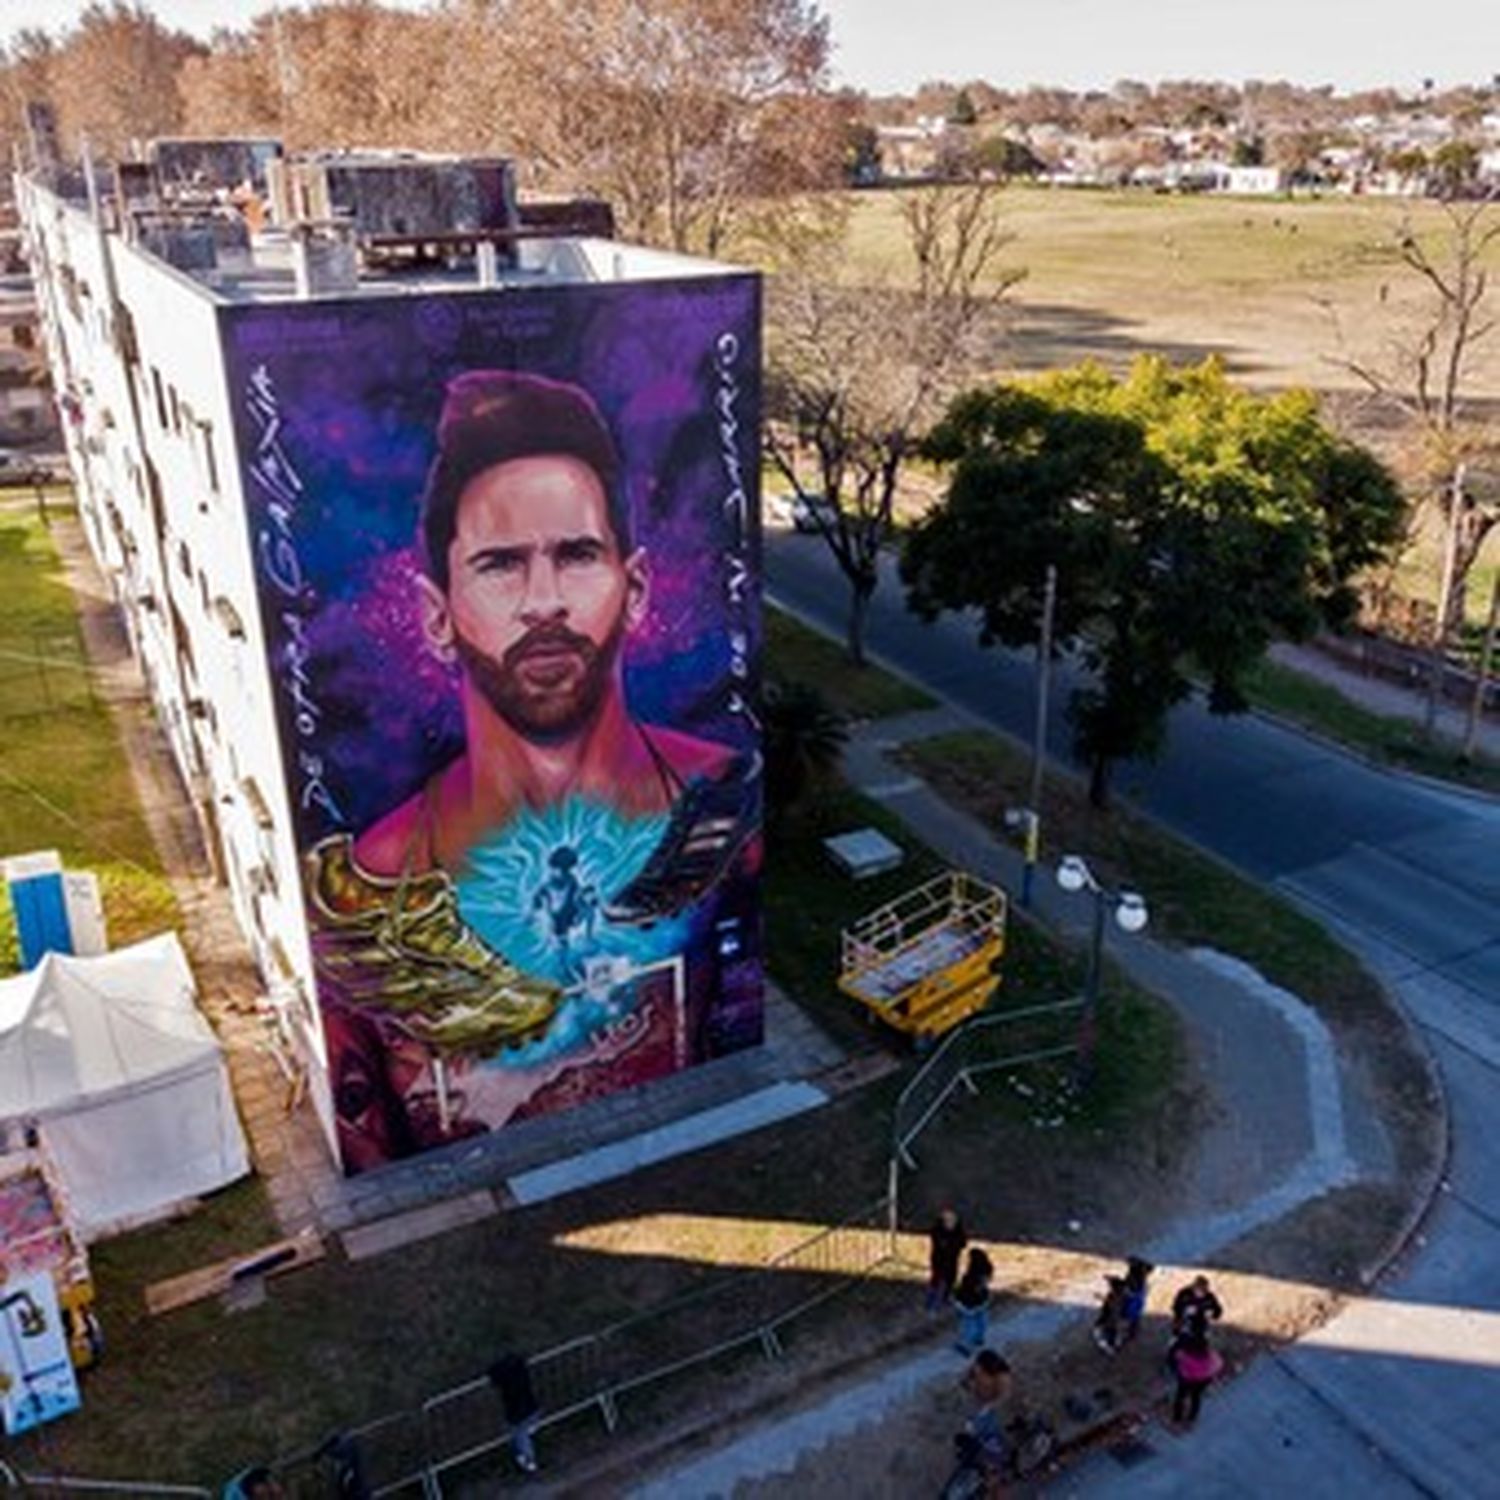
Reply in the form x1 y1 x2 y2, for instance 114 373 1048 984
625 716 1396 1499
1271 640 1500 763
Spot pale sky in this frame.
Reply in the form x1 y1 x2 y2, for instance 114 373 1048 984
3 0 1496 96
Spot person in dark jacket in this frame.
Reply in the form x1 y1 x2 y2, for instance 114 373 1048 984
1093 1274 1127 1353
488 1349 542 1474
953 1246 995 1355
926 1206 969 1312
1171 1275 1223 1341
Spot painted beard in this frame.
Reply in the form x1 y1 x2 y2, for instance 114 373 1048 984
455 615 625 740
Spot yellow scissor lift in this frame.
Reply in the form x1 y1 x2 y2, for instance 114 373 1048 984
839 871 1007 1044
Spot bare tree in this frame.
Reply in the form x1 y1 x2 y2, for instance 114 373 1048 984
45 2 203 159
1327 194 1500 732
495 0 832 251
765 184 1025 665
0 30 57 168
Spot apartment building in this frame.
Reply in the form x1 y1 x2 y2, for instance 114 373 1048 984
0 217 58 454
17 145 763 1175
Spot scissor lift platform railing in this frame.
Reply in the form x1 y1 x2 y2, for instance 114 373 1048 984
839 871 1006 1041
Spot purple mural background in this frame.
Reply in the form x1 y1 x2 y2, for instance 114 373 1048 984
222 274 762 1174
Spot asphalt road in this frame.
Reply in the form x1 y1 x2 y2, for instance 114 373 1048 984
766 528 1500 1497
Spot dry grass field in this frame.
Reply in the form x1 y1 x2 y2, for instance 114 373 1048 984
842 185 1500 399
827 185 1500 616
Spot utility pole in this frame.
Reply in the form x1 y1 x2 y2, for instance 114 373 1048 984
1018 563 1057 907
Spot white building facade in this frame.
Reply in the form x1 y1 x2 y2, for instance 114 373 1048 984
17 155 764 1173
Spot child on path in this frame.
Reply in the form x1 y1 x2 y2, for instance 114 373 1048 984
1093 1274 1126 1353
1120 1256 1153 1346
1170 1328 1223 1427
953 1246 995 1355
953 1349 1012 1496
926 1206 969 1312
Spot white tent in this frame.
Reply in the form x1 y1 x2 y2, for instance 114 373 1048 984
0 933 250 1237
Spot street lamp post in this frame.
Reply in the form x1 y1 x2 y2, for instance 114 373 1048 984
1056 854 1148 1081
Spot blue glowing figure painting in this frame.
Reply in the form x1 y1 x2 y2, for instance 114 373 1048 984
225 275 763 1173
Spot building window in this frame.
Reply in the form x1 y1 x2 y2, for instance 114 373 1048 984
145 456 166 543
213 594 246 640
150 366 168 429
199 421 219 494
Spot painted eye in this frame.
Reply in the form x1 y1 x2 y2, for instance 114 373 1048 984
557 539 604 567
476 551 525 574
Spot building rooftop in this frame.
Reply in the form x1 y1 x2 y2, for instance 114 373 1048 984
190 227 728 306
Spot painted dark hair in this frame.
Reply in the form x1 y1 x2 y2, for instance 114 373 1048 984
420 370 627 589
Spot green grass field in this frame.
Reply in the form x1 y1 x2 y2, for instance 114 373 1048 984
0 512 178 969
765 606 935 720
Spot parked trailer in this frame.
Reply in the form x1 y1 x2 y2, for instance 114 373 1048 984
0 1145 100 1370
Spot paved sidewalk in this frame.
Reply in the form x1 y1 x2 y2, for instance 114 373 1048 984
1271 639 1500 763
623 717 1398 1498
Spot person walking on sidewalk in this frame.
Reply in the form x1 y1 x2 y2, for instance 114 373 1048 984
953 1247 994 1355
488 1348 542 1474
1119 1256 1154 1346
1170 1327 1223 1427
1093 1274 1127 1354
927 1206 969 1313
943 1349 1013 1498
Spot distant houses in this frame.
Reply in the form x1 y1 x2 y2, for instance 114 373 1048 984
869 99 1500 198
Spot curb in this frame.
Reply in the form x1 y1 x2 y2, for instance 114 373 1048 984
1352 986 1454 1292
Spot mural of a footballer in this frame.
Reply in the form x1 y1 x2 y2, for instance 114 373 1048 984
304 371 760 1170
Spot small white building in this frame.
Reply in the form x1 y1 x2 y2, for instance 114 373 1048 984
1223 165 1287 196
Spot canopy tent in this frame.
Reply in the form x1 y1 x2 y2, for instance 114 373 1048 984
0 933 250 1237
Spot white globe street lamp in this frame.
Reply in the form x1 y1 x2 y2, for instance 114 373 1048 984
1055 854 1150 1079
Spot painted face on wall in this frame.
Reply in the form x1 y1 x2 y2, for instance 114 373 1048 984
420 454 649 739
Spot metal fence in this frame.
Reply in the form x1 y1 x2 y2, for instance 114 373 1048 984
421 1195 896 1493
0 1474 211 1498
887 998 1086 1239
4 1011 1084 1497
892 997 1086 1169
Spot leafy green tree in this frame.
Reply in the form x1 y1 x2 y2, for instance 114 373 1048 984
902 358 1405 805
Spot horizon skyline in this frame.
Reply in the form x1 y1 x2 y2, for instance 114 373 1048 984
2 0 1496 100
